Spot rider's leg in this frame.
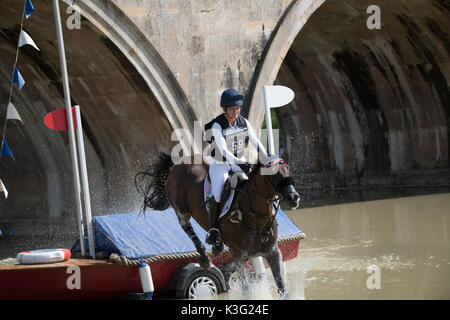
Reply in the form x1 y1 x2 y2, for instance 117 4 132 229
206 164 229 245
210 163 229 202
206 196 221 245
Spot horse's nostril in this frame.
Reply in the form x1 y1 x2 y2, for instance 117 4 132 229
292 193 300 207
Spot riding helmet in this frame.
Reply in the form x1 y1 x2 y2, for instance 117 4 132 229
220 89 244 107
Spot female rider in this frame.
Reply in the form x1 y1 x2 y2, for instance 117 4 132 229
205 88 271 246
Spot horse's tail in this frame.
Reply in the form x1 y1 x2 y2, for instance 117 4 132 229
135 152 174 214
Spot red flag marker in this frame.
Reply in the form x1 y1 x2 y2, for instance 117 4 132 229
44 107 77 131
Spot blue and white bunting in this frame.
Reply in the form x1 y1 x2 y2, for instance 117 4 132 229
2 0 38 199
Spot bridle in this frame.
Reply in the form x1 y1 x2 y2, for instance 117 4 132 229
238 159 288 242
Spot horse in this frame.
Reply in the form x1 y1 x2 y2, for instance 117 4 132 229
135 152 300 297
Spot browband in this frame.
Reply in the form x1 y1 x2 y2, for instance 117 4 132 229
263 158 287 167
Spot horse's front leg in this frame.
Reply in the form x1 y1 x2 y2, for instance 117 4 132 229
176 211 211 270
265 246 287 298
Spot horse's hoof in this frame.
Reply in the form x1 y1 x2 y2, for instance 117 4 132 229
199 255 211 270
212 243 224 257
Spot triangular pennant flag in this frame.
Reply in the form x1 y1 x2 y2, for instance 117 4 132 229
0 179 8 199
7 102 24 123
25 0 35 19
13 66 25 90
18 30 39 51
1 140 15 160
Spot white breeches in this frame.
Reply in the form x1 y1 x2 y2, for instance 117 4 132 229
209 162 243 202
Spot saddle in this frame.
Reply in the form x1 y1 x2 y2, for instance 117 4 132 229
204 170 248 221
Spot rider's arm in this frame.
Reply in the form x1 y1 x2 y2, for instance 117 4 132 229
245 119 268 155
211 122 244 164
245 119 278 164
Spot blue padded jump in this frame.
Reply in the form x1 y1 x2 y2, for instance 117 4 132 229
72 208 302 260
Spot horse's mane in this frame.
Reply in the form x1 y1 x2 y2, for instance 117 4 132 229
234 160 294 211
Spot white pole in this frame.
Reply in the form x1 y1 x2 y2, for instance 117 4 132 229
252 86 275 277
260 85 295 286
263 86 275 155
252 86 281 278
74 106 95 259
52 0 86 256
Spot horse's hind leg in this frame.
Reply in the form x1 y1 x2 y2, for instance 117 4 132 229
266 246 287 298
175 210 211 270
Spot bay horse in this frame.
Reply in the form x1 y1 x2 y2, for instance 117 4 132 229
135 152 300 297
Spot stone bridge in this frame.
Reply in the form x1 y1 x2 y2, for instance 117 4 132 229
0 0 448 243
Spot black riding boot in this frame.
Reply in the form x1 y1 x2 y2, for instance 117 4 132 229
206 198 221 246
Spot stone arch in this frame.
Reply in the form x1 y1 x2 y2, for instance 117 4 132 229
0 0 197 251
68 0 197 151
247 0 326 128
248 0 450 189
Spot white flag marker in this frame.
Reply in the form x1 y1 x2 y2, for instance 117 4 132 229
18 30 40 51
263 85 295 108
263 85 295 154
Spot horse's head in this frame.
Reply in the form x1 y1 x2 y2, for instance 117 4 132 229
259 159 300 209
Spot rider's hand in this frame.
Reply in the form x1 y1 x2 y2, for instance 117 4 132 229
236 156 247 164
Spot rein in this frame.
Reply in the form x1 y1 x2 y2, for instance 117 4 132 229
222 160 289 242
238 169 282 241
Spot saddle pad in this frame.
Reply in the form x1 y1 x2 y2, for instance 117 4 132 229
204 176 235 219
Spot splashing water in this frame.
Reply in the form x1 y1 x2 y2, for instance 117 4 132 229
216 257 308 300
